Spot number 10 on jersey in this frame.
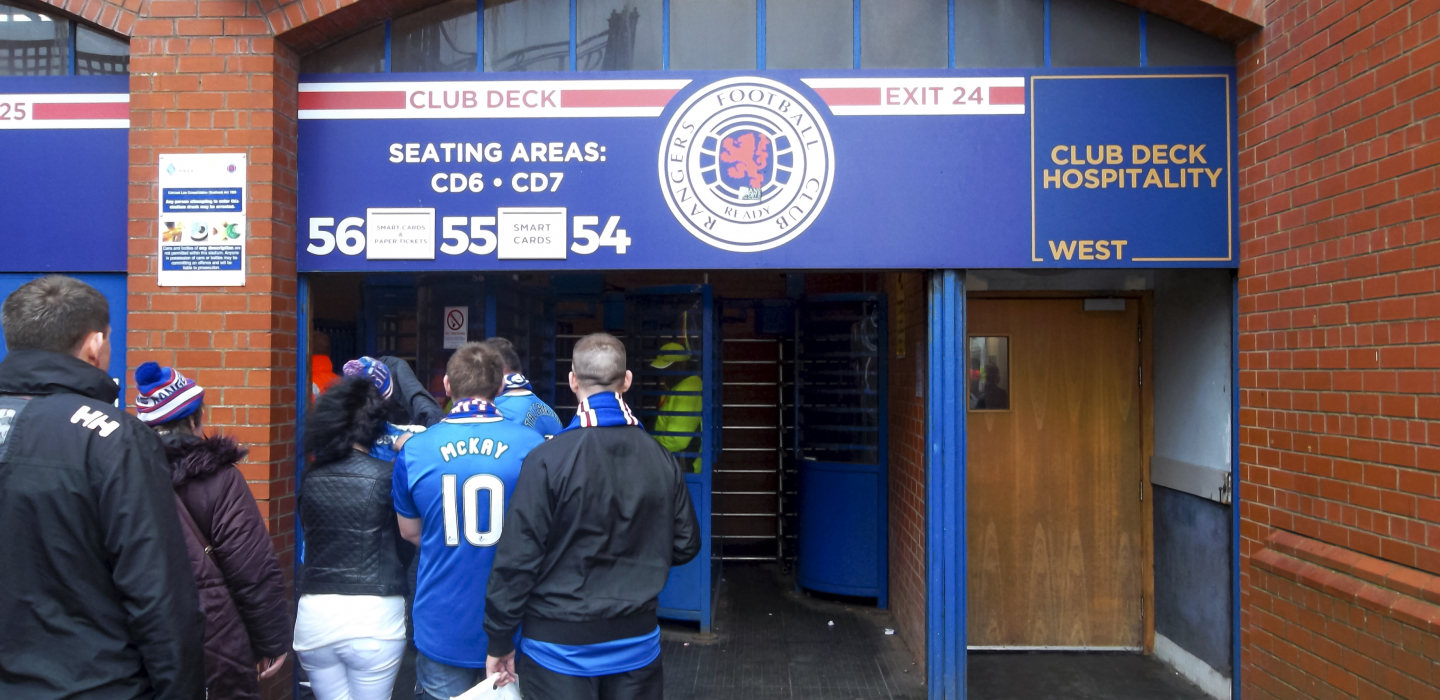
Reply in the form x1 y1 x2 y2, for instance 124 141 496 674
441 473 504 547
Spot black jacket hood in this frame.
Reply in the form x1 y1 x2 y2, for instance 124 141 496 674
0 348 118 404
161 432 249 487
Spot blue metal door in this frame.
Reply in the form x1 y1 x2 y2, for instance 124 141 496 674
794 293 888 605
626 285 720 632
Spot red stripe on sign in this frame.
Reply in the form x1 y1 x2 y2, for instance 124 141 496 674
560 89 679 108
813 87 881 106
990 86 1025 105
298 91 407 110
31 102 127 120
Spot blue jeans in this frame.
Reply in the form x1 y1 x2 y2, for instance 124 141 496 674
414 652 485 700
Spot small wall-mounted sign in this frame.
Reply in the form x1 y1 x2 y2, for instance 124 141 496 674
158 153 246 287
443 306 469 349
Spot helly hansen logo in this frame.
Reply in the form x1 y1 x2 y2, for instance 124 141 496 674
0 408 16 445
71 406 120 437
439 438 510 462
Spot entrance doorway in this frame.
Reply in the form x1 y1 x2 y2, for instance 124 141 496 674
304 271 893 635
966 296 1152 650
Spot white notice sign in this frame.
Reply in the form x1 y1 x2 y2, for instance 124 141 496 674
367 208 436 259
443 306 468 349
497 207 567 260
158 153 247 286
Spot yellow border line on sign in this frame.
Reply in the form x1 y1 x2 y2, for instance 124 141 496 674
1030 74 1234 264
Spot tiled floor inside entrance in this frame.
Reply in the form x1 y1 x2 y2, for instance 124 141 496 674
661 563 925 699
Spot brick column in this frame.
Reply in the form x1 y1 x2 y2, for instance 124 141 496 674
125 5 300 695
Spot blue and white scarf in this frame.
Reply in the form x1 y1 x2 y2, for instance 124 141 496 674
445 397 503 423
502 372 534 395
562 392 640 433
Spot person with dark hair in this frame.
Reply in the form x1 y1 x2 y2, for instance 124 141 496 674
342 356 432 460
133 362 293 700
295 378 410 700
484 336 563 438
392 342 545 699
377 355 445 427
484 332 701 699
0 275 205 700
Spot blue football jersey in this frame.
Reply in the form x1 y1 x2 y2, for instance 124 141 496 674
370 422 425 462
495 391 564 438
392 413 545 668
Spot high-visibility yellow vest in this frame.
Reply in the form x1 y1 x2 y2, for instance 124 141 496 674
653 374 703 472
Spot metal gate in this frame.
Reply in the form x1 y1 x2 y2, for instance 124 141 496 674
793 293 888 605
626 284 721 632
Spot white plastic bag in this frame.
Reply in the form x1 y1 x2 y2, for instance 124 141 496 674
449 675 521 700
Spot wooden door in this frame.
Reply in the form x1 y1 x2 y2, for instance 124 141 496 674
966 298 1144 648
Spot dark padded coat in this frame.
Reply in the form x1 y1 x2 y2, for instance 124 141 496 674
0 349 204 700
164 432 292 700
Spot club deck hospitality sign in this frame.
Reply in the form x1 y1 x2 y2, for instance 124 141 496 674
296 68 1235 272
158 153 247 286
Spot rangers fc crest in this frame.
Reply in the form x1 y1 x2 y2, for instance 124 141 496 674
658 77 836 253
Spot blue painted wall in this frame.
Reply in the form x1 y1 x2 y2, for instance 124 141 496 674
0 273 129 405
0 76 129 273
1151 268 1233 678
1153 485 1232 675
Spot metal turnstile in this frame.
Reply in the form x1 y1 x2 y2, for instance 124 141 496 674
626 284 721 632
793 293 888 606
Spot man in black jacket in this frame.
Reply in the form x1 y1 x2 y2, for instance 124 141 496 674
0 275 205 700
484 332 701 699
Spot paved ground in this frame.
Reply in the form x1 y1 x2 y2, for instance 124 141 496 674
378 562 1212 699
968 652 1211 700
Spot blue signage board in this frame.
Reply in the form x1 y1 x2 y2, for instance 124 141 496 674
0 76 129 273
296 68 1236 272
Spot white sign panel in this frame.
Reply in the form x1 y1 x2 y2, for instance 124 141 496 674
443 306 468 349
366 208 436 260
497 207 567 260
158 153 246 287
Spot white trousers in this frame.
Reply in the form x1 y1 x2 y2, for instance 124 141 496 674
298 637 407 700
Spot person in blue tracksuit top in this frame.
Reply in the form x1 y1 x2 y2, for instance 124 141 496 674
484 337 564 438
392 342 545 699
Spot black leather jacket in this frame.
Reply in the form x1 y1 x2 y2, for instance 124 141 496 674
298 450 407 596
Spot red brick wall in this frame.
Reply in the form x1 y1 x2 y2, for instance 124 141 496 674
31 0 326 695
1238 0 1440 696
127 6 303 696
887 272 928 677
1250 530 1440 697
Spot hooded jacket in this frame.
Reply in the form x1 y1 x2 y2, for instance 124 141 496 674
0 349 205 700
163 432 292 700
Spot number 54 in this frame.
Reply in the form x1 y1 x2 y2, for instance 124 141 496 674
571 216 630 254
